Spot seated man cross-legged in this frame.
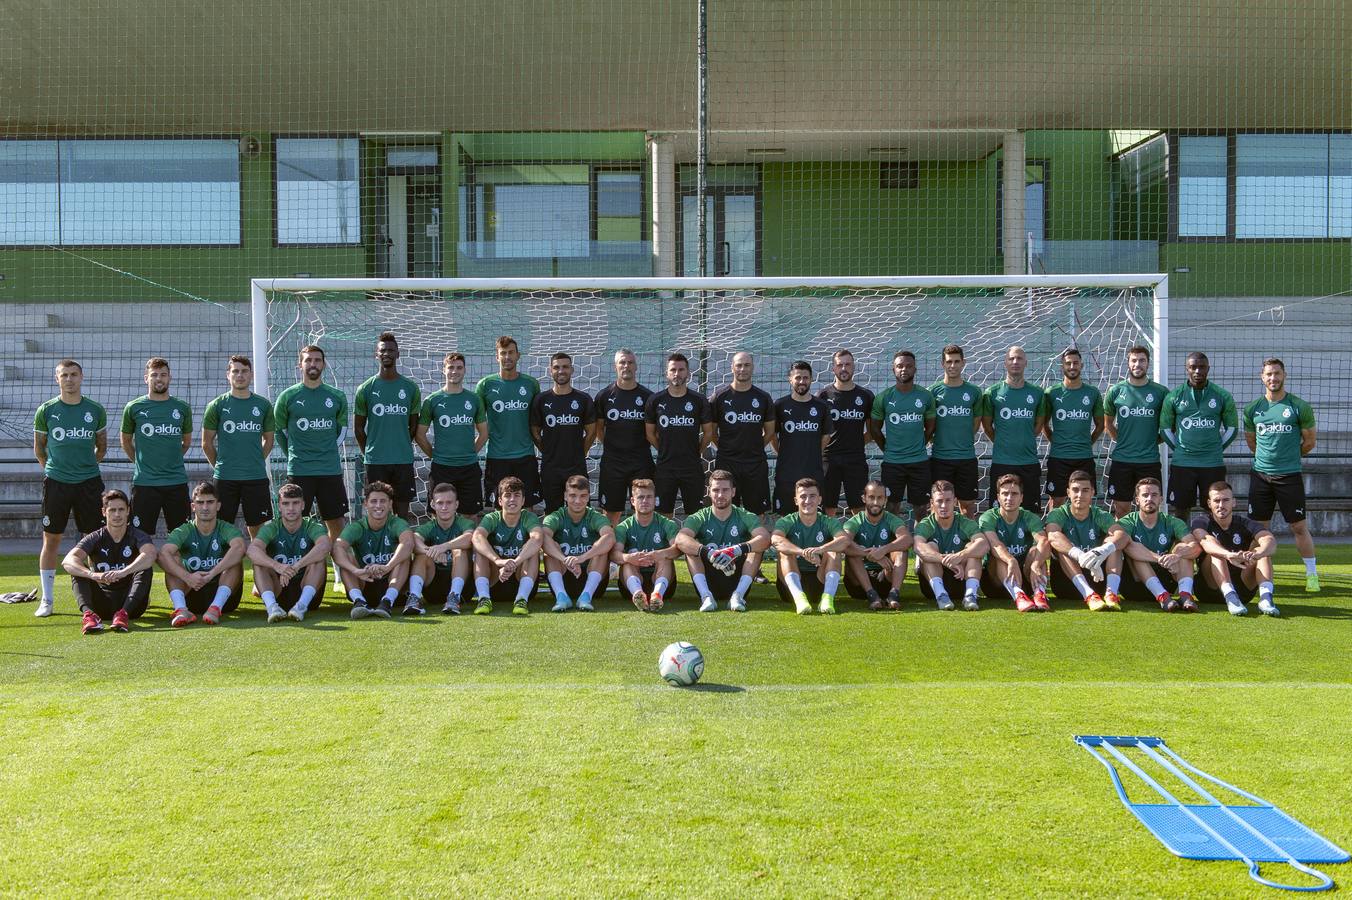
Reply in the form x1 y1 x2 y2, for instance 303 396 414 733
62 489 157 634
842 480 913 610
410 482 475 615
158 481 248 626
912 480 988 611
771 477 848 615
248 482 332 622
1117 477 1201 612
977 473 1050 612
675 469 771 612
1044 469 1128 611
1192 480 1280 617
611 479 681 612
334 481 415 620
542 475 615 612
470 476 544 615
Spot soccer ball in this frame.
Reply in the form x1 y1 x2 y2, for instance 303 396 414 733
658 642 704 687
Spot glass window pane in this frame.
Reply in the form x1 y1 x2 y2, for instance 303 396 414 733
0 141 59 245
277 137 360 244
59 139 239 245
386 146 437 168
1330 134 1351 238
597 171 641 217
490 184 588 257
1178 136 1227 237
1236 134 1329 238
475 164 589 186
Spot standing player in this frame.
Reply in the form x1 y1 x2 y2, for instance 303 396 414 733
1192 481 1279 616
912 480 988 611
334 481 414 620
928 345 983 518
354 332 421 521
977 474 1050 612
1043 348 1105 509
645 353 713 517
870 350 936 516
202 355 275 538
476 336 541 508
1161 351 1238 520
409 482 475 615
1118 477 1199 612
1104 346 1167 517
611 479 680 611
981 345 1046 512
593 348 654 523
1043 470 1126 611
159 482 247 626
1243 357 1319 591
842 481 912 610
120 357 193 534
416 352 488 519
771 361 833 515
817 348 874 517
470 476 543 615
61 490 156 634
710 352 774 519
541 475 614 612
675 470 771 612
247 483 331 622
34 359 107 618
771 477 847 615
530 352 597 512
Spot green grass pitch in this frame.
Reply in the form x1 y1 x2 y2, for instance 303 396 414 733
2 547 1349 897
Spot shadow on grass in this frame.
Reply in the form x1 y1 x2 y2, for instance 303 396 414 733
685 682 746 694
0 650 64 659
1261 603 1352 620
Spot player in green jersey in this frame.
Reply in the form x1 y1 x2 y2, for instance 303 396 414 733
355 332 421 520
981 345 1046 513
842 481 913 610
1104 345 1167 517
476 336 542 508
928 344 984 518
977 473 1050 612
121 356 194 534
471 476 545 615
1160 351 1238 519
247 483 331 622
416 352 488 518
610 479 680 611
34 358 108 618
1117 477 1200 612
202 355 275 538
912 480 988 611
541 475 615 612
1043 470 1127 611
410 482 476 615
869 350 936 516
1243 357 1320 592
334 481 415 620
771 477 848 615
675 470 772 612
1043 348 1105 509
159 482 247 626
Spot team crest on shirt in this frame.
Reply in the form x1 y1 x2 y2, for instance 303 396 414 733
1209 398 1217 409
519 386 527 396
172 408 182 420
751 399 759 408
571 400 578 410
730 525 740 537
915 399 923 409
815 531 824 542
1081 396 1090 406
325 398 334 409
1146 393 1154 402
252 406 260 416
1088 529 1097 540
880 529 889 540
398 389 406 400
299 539 308 550
963 392 970 402
685 402 692 412
951 535 960 547
1283 407 1292 418
84 411 93 423
581 527 589 537
1233 533 1242 545
211 539 219 551
123 545 132 558
1017 527 1025 538
653 533 662 545
809 407 817 417
1158 534 1168 546
464 400 472 411
855 396 863 406
1026 394 1034 404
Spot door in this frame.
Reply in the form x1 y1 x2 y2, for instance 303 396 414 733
681 190 758 276
385 174 442 277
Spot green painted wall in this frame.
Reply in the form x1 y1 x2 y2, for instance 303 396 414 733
1161 243 1352 297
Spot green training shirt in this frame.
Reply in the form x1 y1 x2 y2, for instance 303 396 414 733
1116 511 1190 555
1043 505 1116 551
479 510 541 558
355 374 421 465
682 505 760 547
414 516 475 571
929 380 983 460
543 507 611 556
339 515 409 566
976 507 1043 559
166 519 242 573
476 373 541 460
1160 382 1238 468
34 396 106 483
120 396 192 486
1045 384 1104 460
871 385 935 464
773 512 842 573
419 389 485 467
1105 380 1167 464
842 510 908 571
1244 393 1315 476
615 513 678 555
203 391 275 481
256 516 327 566
913 513 981 552
983 382 1044 466
273 383 348 477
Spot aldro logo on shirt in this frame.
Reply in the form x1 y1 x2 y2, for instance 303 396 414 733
658 404 697 429
294 416 336 432
830 397 866 421
185 538 224 572
724 409 762 425
140 421 183 438
1054 401 1092 422
998 398 1036 421
1179 415 1219 431
545 412 582 428
360 534 395 566
888 396 926 426
370 402 410 418
437 400 477 428
1255 420 1295 436
49 425 97 442
221 413 264 435
1118 406 1156 418
782 418 820 434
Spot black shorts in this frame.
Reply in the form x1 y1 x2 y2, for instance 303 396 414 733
428 462 485 516
1168 464 1227 514
918 567 968 602
539 465 589 513
1049 564 1106 604
217 478 274 528
822 458 870 511
772 469 825 516
484 457 541 508
715 458 770 515
1247 471 1307 524
421 567 458 604
775 567 824 603
1105 460 1162 505
488 571 542 605
348 573 406 606
290 473 350 522
654 468 706 516
844 565 892 600
598 459 656 513
1195 560 1258 603
41 475 104 535
275 564 326 612
365 463 417 503
555 569 611 601
130 483 190 534
880 461 932 510
71 569 152 620
1045 457 1095 499
979 553 1029 599
930 457 979 502
631 567 680 602
693 547 741 601
181 576 243 617
1121 562 1179 603
988 463 1042 513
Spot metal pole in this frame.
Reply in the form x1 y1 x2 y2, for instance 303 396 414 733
695 0 710 391
250 280 270 400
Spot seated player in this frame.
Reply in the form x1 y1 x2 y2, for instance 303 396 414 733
675 469 771 612
470 476 544 615
247 482 331 622
842 481 913 610
912 480 988 610
771 478 848 615
542 474 615 612
977 474 1050 612
410 482 476 615
1043 470 1127 611
334 480 415 620
61 490 157 634
611 479 680 612
1117 477 1201 612
158 481 247 626
1192 481 1279 616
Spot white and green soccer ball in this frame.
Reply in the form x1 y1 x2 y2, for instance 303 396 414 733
658 642 704 687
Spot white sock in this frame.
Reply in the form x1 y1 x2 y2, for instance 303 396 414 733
382 587 399 603
653 576 670 596
785 571 806 600
348 589 366 603
1178 576 1194 594
1071 574 1093 599
626 575 644 594
1220 581 1237 599
1106 573 1121 593
692 573 711 598
1259 581 1274 601
212 585 232 608
823 570 840 596
408 575 424 597
735 574 753 597
262 590 278 609
449 577 465 598
583 571 603 597
964 577 980 600
475 576 491 598
515 577 534 601
1003 577 1021 601
170 588 187 608
297 585 317 611
548 571 569 599
1145 576 1166 597
929 576 947 599
1303 557 1317 575
40 569 55 603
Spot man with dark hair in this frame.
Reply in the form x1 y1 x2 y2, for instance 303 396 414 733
1044 348 1105 509
417 352 488 518
870 349 936 516
771 477 847 615
817 348 875 516
61 490 156 634
1044 469 1126 610
771 361 833 516
531 351 597 512
1161 351 1238 520
912 480 987 611
355 332 421 520
1118 477 1199 612
928 344 983 518
477 336 542 508
410 482 475 615
675 470 771 612
471 476 544 615
977 473 1050 612
611 479 680 611
645 353 713 516
334 480 415 620
1192 481 1279 616
710 352 775 517
1104 345 1167 517
842 481 912 610
248 482 331 622
594 348 655 523
203 354 275 538
981 345 1045 513
34 358 107 617
159 482 247 626
541 474 614 611
121 356 193 534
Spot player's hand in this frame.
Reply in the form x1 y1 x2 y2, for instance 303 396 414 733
107 568 130 584
432 548 450 567
500 557 518 579
866 547 886 564
187 571 209 591
945 561 965 579
877 557 894 578
1158 553 1178 568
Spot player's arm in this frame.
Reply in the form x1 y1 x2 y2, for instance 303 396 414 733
261 427 275 460
1122 536 1160 563
246 536 286 573
1104 389 1120 440
983 529 1020 569
1219 393 1239 449
1159 393 1179 449
1169 534 1202 561
202 428 218 468
377 529 416 576
979 412 995 441
748 525 772 553
1090 395 1106 445
332 537 364 577
1043 522 1076 556
180 406 194 455
868 417 886 451
119 430 135 465
582 420 597 457
1250 528 1277 560
593 406 607 446
434 530 475 556
911 535 944 564
924 415 936 444
273 394 290 454
674 526 705 556
1301 425 1317 456
414 423 435 459
157 541 193 581
353 414 368 454
474 420 488 454
578 526 615 563
761 416 774 449
644 422 660 450
519 525 546 560
1191 528 1239 562
61 545 98 580
33 431 47 468
699 422 715 455
770 526 804 558
539 525 567 563
471 526 502 565
1243 429 1257 453
202 535 247 580
406 389 421 443
818 527 852 555
956 532 989 562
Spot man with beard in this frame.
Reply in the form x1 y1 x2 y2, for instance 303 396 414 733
1118 477 1199 612
416 352 488 518
817 349 874 517
675 470 771 612
1104 346 1167 517
1191 481 1279 616
981 345 1045 513
248 482 331 622
477 336 542 508
842 481 913 610
62 490 156 634
355 332 421 520
594 348 654 523
530 352 596 512
159 482 247 626
771 361 833 516
870 350 936 516
645 353 713 516
977 474 1050 612
1044 348 1105 510
1161 351 1237 520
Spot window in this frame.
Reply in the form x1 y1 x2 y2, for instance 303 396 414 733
1177 137 1227 237
276 137 360 245
996 161 1048 255
879 161 919 190
0 141 59 245
596 170 643 250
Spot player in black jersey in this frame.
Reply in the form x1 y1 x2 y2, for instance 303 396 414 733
594 348 654 522
710 352 775 515
61 490 157 634
1191 481 1280 616
817 348 874 516
645 353 714 516
772 361 834 515
530 352 597 511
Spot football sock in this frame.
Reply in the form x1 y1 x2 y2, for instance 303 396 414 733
928 576 947 598
735 574 753 597
1304 556 1317 575
865 589 881 603
408 575 424 597
1106 573 1122 593
262 590 278 608
1178 576 1195 594
1220 581 1237 598
382 587 398 604
822 570 841 597
547 571 569 598
1071 574 1093 599
515 577 534 601
1003 577 1021 601
784 571 806 600
296 585 317 611
1145 576 1166 598
692 573 712 598
964 577 980 600
450 577 465 598
653 577 670 596
626 575 644 594
348 589 367 603
170 589 187 608
583 571 603 597
475 577 491 597
40 569 55 603
1259 581 1274 602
